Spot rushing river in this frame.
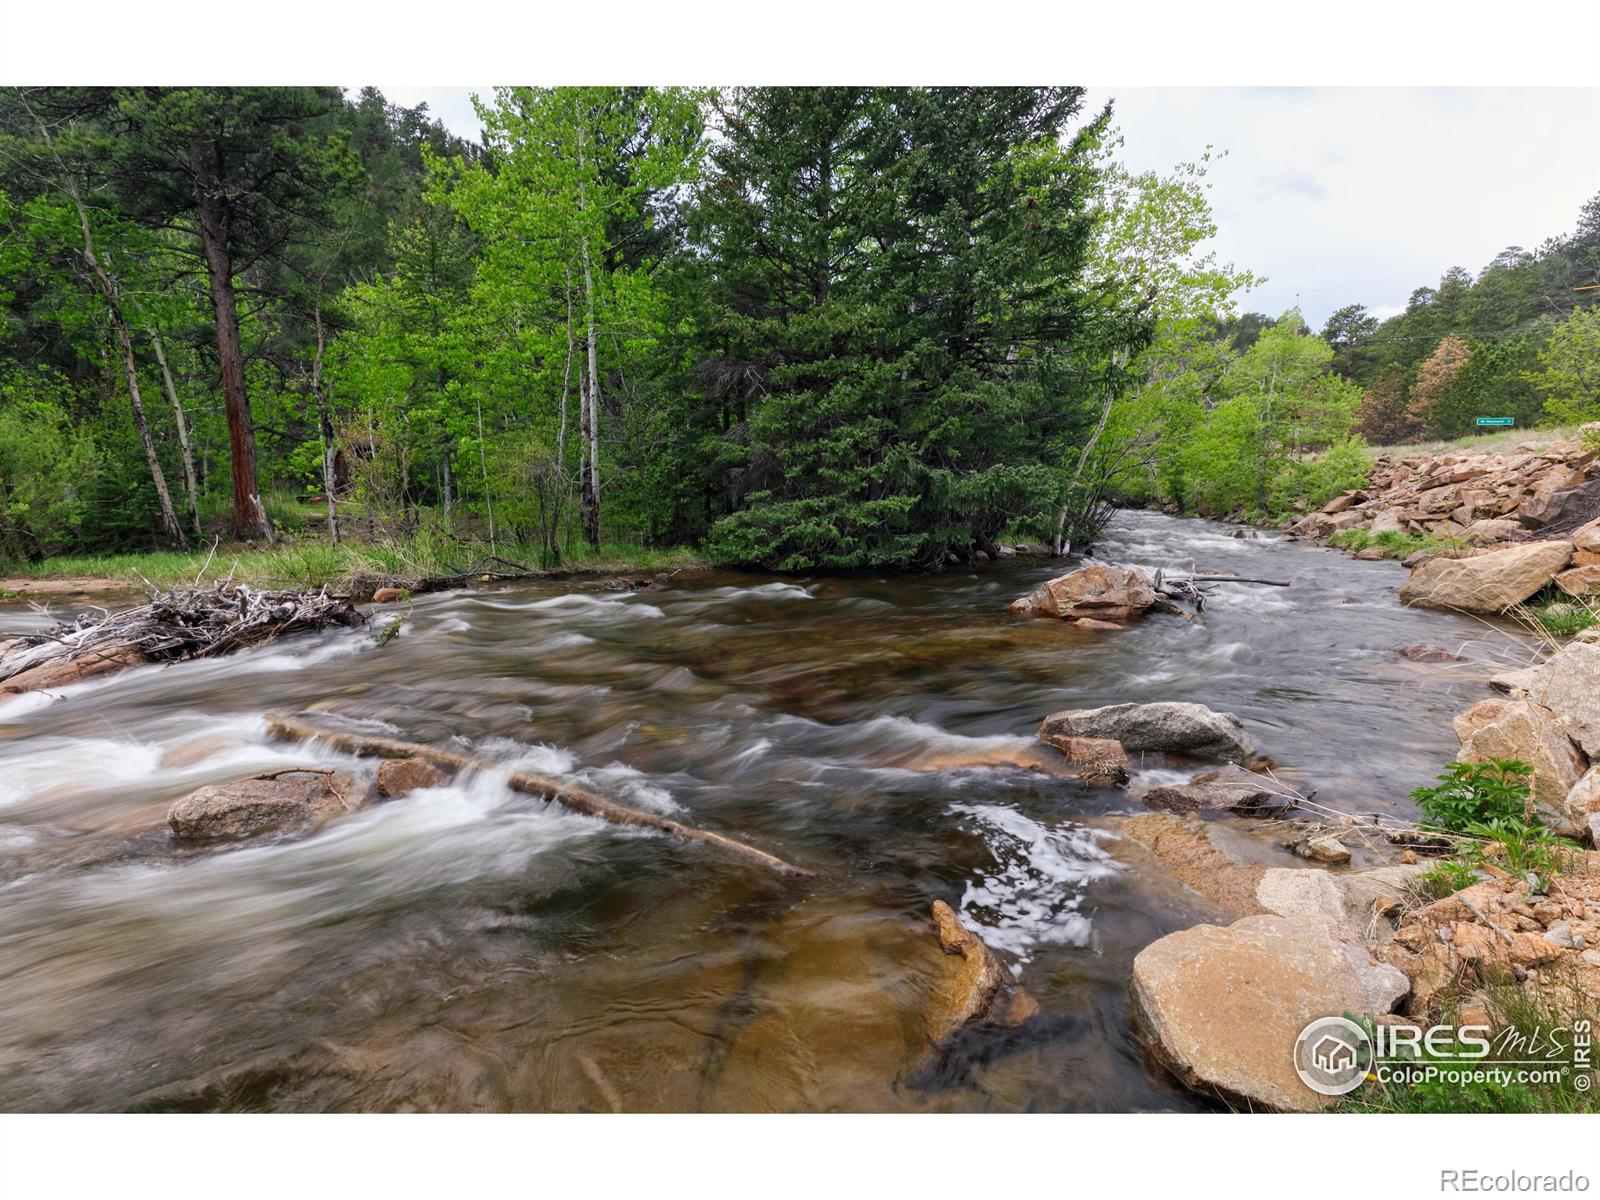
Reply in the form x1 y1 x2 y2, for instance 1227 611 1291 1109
0 511 1536 1112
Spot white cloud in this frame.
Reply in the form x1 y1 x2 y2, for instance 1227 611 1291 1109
1101 87 1600 326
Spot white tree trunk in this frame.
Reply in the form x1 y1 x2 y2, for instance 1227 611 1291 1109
150 329 202 537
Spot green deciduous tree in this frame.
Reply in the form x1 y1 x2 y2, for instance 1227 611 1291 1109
1529 307 1600 425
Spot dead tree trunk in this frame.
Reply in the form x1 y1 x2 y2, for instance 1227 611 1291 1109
150 330 202 537
189 141 273 542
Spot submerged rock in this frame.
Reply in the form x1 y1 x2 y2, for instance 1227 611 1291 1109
1398 540 1574 615
1396 643 1461 662
1039 701 1253 763
1009 563 1155 623
168 770 359 840
926 900 1006 1040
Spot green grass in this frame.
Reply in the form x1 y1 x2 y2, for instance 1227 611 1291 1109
1372 424 1580 460
0 534 708 593
1522 594 1600 639
1326 528 1469 560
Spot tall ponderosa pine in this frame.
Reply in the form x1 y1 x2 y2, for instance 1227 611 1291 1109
101 87 362 540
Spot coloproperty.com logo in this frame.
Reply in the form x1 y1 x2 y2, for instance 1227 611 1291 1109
1293 1015 1594 1096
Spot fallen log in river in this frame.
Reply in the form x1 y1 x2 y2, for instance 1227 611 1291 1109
265 715 814 878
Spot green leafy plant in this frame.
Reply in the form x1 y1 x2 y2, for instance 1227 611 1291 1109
1410 759 1534 831
1459 818 1574 891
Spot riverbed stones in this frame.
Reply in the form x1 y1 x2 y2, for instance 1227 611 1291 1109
1487 665 1539 695
1296 835 1352 865
167 769 359 840
1397 643 1460 662
1117 813 1266 918
1039 734 1130 785
1452 697 1587 819
1039 701 1253 763
377 757 450 799
1142 765 1291 815
1398 540 1575 615
1132 913 1409 1111
1009 563 1155 623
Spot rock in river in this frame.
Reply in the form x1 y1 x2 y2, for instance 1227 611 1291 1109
168 770 359 840
1038 734 1130 785
377 757 451 799
926 900 1006 1040
1142 765 1294 815
1009 563 1155 624
1039 701 1253 763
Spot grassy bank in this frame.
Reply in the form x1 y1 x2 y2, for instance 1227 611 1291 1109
0 534 708 597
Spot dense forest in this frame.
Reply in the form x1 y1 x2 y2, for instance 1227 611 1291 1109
0 86 1595 572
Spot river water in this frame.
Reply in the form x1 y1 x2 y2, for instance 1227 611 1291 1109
0 511 1535 1112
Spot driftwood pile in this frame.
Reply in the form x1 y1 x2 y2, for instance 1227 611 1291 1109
0 582 364 694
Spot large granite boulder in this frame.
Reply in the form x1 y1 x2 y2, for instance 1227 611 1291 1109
1132 913 1409 1111
1040 701 1253 763
1452 697 1587 822
1399 540 1574 614
1523 642 1600 759
1010 563 1156 623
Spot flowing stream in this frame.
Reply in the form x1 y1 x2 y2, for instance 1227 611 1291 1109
0 511 1536 1112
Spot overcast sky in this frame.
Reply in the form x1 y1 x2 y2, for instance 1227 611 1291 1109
371 86 1599 328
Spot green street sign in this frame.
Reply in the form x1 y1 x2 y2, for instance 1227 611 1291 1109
1475 417 1515 427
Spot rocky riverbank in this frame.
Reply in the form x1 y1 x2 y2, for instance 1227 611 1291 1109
1287 423 1600 556
1008 483 1600 1111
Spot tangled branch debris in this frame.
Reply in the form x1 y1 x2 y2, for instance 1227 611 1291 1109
0 582 365 690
